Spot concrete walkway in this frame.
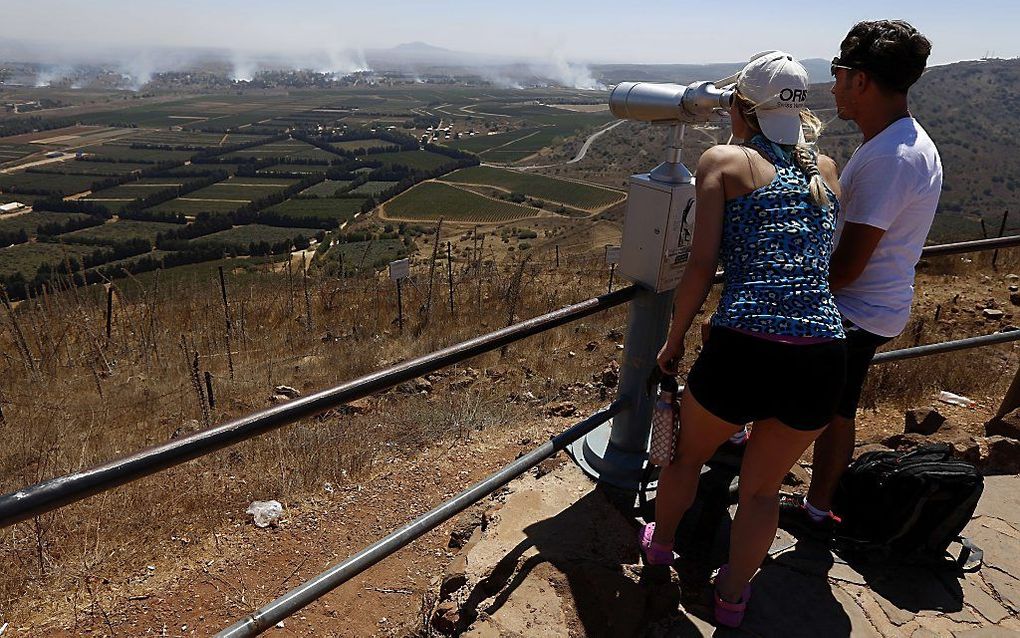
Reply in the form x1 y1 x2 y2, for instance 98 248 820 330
433 457 1020 637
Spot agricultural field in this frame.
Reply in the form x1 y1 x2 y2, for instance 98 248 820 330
0 241 97 278
264 198 365 225
0 212 89 235
0 144 39 164
0 193 45 205
61 219 183 245
0 83 629 289
447 128 541 155
81 178 188 210
363 150 455 171
350 181 396 195
147 198 248 215
321 237 411 273
332 139 400 152
258 164 329 176
442 167 624 210
31 161 153 176
0 172 99 196
383 182 539 223
81 146 195 163
300 180 353 197
192 223 321 252
178 176 298 201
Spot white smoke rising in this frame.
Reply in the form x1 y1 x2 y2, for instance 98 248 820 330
530 51 604 90
118 52 157 90
231 52 258 82
316 47 371 76
34 65 73 87
477 68 523 89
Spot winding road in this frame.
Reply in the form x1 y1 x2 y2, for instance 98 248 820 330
500 120 625 171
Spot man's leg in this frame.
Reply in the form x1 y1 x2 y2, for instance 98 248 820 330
805 414 854 511
786 324 892 523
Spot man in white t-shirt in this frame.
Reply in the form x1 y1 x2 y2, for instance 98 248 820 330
781 20 943 533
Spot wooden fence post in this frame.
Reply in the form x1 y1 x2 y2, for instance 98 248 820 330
447 241 454 315
105 286 114 345
993 210 1009 271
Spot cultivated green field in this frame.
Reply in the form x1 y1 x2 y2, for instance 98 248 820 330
383 182 539 223
264 197 365 223
333 139 400 152
62 220 183 245
442 167 623 209
0 212 89 235
0 242 97 277
448 128 540 154
0 144 38 163
300 180 353 197
0 172 100 196
192 224 321 252
82 146 195 163
350 181 396 195
364 151 455 171
147 198 247 215
31 162 153 176
182 177 297 201
323 238 410 273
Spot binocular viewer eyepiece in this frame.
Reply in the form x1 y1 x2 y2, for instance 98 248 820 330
609 80 734 124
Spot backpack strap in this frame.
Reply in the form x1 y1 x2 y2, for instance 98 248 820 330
954 536 984 572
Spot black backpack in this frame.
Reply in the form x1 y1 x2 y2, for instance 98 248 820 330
832 443 984 570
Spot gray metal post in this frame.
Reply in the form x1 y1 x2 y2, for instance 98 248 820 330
567 286 674 490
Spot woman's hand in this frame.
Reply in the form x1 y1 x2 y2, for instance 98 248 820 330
657 340 684 375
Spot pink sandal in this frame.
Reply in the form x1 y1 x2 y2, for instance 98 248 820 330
713 564 752 628
638 522 674 566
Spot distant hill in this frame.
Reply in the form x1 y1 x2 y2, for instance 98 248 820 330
593 58 832 85
807 58 1020 240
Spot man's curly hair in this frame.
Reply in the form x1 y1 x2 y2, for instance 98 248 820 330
839 20 931 94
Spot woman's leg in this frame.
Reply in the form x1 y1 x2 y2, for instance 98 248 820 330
652 387 741 545
717 418 823 601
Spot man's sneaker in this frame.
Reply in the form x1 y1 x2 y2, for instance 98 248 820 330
778 494 841 540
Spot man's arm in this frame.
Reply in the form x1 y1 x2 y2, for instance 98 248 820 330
829 222 886 291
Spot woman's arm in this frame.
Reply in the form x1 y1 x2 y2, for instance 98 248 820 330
657 147 727 372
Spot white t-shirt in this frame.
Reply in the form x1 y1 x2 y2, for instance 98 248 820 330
833 117 943 337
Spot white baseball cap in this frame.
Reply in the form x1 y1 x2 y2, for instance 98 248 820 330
720 51 810 144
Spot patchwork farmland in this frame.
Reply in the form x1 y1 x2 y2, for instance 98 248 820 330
0 83 623 297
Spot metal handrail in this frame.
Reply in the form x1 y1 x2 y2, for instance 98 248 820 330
5 235 1020 529
0 286 638 529
215 329 1020 637
216 400 628 638
711 234 1020 283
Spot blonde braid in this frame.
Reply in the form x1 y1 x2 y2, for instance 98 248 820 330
793 108 830 208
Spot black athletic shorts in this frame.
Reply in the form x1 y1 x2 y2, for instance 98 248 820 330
834 320 894 419
687 327 847 431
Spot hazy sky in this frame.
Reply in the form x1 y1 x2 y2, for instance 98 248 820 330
7 0 1018 65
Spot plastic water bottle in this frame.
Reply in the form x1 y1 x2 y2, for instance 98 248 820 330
649 375 680 466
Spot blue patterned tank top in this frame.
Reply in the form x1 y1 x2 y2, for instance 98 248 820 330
710 135 845 339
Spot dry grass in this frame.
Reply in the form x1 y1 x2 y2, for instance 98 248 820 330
0 250 629 627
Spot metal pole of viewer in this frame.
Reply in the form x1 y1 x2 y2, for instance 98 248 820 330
568 123 687 491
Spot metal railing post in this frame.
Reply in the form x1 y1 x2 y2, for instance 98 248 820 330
567 286 674 490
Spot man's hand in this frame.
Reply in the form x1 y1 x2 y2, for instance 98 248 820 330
830 222 886 290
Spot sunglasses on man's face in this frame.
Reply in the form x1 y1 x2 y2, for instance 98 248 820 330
830 56 857 78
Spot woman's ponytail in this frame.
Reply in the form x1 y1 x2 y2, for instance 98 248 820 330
793 109 830 209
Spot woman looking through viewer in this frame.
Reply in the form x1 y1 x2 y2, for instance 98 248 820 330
639 51 846 628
